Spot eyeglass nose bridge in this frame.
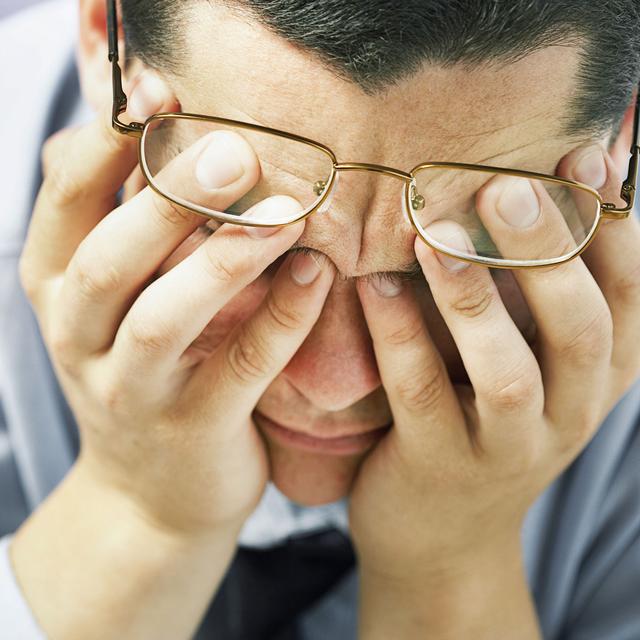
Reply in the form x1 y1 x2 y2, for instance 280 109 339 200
334 162 413 182
325 162 425 214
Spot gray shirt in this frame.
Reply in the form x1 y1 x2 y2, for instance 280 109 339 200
1 2 639 638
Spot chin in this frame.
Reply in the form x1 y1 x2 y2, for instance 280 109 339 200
265 439 364 506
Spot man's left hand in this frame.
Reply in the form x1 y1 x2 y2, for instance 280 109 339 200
350 143 640 589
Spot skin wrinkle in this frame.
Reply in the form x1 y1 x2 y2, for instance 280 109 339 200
139 6 614 503
131 1 640 135
196 121 587 281
182 13 564 164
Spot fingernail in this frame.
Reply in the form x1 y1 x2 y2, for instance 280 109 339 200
196 131 245 190
244 196 303 238
369 273 403 297
425 221 472 272
497 178 540 228
245 224 280 238
290 252 322 286
574 147 607 189
127 71 166 120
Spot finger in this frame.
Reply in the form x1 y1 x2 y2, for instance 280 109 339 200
108 198 306 385
475 174 612 431
414 230 543 453
123 165 149 201
356 271 471 457
187 250 335 430
558 144 640 394
54 125 263 357
22 72 176 284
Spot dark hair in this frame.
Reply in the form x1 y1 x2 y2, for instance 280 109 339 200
121 0 640 137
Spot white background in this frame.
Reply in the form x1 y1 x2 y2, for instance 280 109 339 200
0 0 59 20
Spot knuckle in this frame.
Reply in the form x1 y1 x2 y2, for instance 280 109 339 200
41 135 58 171
225 328 274 384
557 305 613 364
383 318 424 347
555 404 602 456
394 362 446 414
265 294 304 332
95 375 128 414
41 129 71 175
127 311 176 358
150 194 198 232
70 251 123 301
201 239 255 285
44 158 83 207
448 279 495 320
530 238 576 269
47 323 81 378
503 438 541 476
573 405 601 442
610 259 640 309
18 253 40 302
483 367 539 413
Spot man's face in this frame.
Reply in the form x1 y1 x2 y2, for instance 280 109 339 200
137 4 594 505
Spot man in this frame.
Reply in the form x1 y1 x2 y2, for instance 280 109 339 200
1 0 640 638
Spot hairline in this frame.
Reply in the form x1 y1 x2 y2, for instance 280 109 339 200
122 1 637 142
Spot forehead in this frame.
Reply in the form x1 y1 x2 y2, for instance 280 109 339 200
160 5 595 278
173 3 585 169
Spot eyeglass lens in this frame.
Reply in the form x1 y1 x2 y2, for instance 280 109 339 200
142 116 333 226
142 115 601 265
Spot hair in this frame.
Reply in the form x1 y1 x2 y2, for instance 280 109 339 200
121 0 640 138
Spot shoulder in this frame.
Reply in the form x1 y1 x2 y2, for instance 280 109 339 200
554 391 640 638
525 380 640 637
555 379 640 538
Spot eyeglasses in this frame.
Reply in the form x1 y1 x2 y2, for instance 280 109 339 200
107 0 639 270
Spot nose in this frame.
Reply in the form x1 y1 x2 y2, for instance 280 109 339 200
282 277 381 412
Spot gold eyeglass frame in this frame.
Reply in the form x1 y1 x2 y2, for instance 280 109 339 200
108 0 639 270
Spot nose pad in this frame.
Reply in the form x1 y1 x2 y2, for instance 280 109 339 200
317 172 340 214
402 182 412 225
405 179 426 224
403 179 416 225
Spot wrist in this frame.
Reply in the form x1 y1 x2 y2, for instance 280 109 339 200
358 538 541 640
12 459 241 640
75 451 247 540
358 529 523 591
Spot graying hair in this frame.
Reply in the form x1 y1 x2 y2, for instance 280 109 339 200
121 0 640 137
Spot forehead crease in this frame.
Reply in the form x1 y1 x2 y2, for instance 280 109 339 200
186 7 579 143
177 10 585 277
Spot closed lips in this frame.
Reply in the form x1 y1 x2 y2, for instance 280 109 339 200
254 411 391 440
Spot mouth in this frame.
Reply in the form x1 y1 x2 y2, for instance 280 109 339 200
254 412 391 456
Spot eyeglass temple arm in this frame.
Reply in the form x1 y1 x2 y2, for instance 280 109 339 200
107 0 144 138
624 81 640 195
601 81 640 217
106 4 640 214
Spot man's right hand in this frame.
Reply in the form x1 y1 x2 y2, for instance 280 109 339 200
10 74 334 639
18 74 335 536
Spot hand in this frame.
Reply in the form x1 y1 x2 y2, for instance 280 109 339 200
350 143 640 583
19 80 335 536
